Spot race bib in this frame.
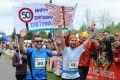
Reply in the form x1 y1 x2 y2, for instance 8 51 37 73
35 58 45 69
69 60 78 70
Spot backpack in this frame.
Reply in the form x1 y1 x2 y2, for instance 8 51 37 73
26 49 49 80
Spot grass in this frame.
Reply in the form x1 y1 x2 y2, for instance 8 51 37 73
48 72 62 80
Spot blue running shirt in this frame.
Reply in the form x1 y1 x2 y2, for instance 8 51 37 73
27 48 52 80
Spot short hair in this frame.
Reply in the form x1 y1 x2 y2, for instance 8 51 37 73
97 39 106 51
13 46 18 49
102 31 110 34
111 42 120 49
32 35 42 41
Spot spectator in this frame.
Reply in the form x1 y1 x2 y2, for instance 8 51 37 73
114 32 120 42
99 50 110 70
111 42 120 63
77 32 97 80
12 46 27 80
102 31 115 62
90 39 106 68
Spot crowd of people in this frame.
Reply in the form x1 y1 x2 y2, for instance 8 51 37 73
1 19 120 80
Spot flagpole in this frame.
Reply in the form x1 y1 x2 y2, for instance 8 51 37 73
49 0 52 3
49 0 55 39
15 30 22 62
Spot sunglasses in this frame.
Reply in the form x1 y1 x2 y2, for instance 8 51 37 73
33 40 43 43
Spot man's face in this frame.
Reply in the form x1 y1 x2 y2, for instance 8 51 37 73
33 37 43 49
103 32 110 40
81 37 87 43
69 38 77 49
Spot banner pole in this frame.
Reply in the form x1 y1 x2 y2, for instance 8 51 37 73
62 6 65 28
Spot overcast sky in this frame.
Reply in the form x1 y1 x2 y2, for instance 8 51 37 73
0 0 120 35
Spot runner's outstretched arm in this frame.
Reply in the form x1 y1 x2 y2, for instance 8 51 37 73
19 28 27 53
52 34 62 56
83 22 96 48
52 18 64 56
57 18 65 50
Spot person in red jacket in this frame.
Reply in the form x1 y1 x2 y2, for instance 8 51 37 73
77 32 98 80
111 41 120 63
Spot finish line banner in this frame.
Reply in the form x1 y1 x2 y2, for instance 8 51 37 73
12 3 77 34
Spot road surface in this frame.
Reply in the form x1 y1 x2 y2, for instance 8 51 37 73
0 55 16 80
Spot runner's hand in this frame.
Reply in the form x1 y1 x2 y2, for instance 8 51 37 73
20 28 27 38
58 18 63 27
55 34 62 46
91 21 96 30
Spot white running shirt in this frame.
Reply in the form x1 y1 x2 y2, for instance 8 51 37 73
62 45 85 79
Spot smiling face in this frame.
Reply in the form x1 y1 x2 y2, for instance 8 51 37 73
69 38 77 49
32 37 43 49
103 32 110 40
81 37 87 43
111 42 120 53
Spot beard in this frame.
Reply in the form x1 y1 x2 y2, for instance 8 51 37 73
70 44 76 49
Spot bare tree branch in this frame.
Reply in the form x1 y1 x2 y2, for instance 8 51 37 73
97 9 113 29
84 9 95 30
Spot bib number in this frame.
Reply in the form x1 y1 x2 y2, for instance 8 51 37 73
35 58 45 69
69 60 78 70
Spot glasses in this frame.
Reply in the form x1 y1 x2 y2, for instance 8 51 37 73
33 40 43 43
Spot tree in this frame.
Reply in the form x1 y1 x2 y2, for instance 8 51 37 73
111 21 115 30
12 27 16 41
97 10 113 29
25 32 34 40
39 31 47 39
104 21 116 34
115 22 120 31
85 9 94 30
79 23 88 32
105 25 113 33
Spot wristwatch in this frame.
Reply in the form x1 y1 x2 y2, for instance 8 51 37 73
90 29 94 32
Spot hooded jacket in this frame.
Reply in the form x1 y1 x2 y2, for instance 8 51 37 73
12 52 27 75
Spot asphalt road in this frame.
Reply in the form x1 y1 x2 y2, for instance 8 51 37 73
0 55 16 80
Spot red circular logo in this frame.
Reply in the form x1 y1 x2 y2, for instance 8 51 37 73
18 8 33 23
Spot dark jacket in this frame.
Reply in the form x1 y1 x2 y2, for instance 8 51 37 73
103 36 115 62
12 52 27 75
